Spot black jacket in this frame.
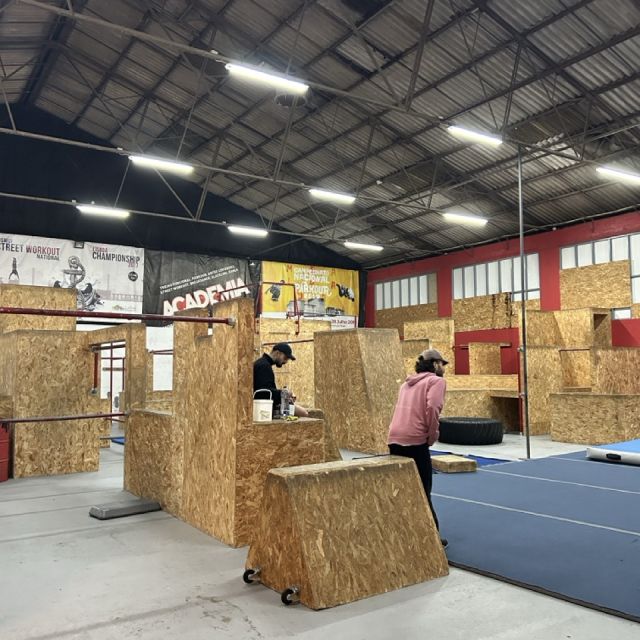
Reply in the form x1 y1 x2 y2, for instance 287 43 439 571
253 353 282 407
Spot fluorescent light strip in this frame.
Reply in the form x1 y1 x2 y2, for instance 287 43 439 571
309 188 356 205
77 204 129 219
228 225 268 238
225 63 309 95
129 155 193 174
344 241 383 252
442 212 488 227
596 166 640 185
447 125 502 147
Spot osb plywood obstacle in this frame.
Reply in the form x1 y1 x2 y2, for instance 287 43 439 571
526 347 564 435
527 309 611 348
452 294 515 332
258 317 331 408
314 329 405 453
404 318 455 370
445 374 518 389
375 303 438 336
432 454 477 473
0 284 76 333
560 350 592 389
550 393 640 444
98 397 111 448
125 299 338 548
5 331 103 477
592 348 640 394
245 457 448 609
560 261 631 310
442 389 520 431
468 342 502 375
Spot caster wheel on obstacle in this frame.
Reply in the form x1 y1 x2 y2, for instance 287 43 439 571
280 586 300 606
243 568 261 584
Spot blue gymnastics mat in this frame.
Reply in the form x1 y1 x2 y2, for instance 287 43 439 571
434 456 640 621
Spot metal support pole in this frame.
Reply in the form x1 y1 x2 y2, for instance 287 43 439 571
518 145 531 460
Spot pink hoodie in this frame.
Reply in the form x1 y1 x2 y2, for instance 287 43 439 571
387 372 446 446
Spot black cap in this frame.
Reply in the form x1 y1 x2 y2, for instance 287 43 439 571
273 342 296 360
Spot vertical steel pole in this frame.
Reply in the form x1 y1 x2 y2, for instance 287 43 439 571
518 145 531 460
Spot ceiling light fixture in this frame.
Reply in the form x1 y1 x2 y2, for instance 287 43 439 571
344 241 383 252
596 166 640 185
447 125 502 147
442 211 488 227
225 63 309 95
228 225 269 238
129 155 194 174
309 188 356 205
76 204 130 219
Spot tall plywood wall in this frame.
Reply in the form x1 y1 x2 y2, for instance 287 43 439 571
315 329 404 453
452 294 515 332
560 261 631 310
375 303 438 336
258 317 331 408
0 285 76 333
404 318 455 370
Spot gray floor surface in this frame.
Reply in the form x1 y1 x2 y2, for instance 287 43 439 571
1 440 638 640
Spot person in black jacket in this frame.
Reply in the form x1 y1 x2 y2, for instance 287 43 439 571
253 342 309 418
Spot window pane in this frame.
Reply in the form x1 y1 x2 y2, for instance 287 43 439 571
500 259 512 293
409 277 418 306
392 280 400 308
631 235 640 276
418 275 428 304
383 282 391 309
633 277 640 304
527 289 541 300
561 246 576 269
476 263 487 296
612 308 632 320
527 253 540 290
488 261 500 294
375 283 383 311
463 266 475 298
400 278 409 307
577 242 593 267
453 268 463 300
427 273 437 303
513 256 522 292
594 239 610 264
612 236 629 261
512 291 523 302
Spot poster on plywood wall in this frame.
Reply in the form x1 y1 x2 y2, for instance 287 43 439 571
0 232 143 312
261 261 359 329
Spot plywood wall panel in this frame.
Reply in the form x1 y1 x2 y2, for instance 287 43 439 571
468 343 502 375
375 304 438 336
452 294 515 332
560 261 631 310
0 285 76 333
592 348 640 394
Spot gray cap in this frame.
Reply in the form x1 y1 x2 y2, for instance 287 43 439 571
420 348 448 365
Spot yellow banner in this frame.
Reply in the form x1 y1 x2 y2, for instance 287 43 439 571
262 261 359 320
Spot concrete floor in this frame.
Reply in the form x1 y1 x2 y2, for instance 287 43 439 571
1 441 638 639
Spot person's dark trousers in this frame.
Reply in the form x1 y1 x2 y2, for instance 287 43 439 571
389 443 439 530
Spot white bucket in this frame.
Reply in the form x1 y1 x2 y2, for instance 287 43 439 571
253 389 273 422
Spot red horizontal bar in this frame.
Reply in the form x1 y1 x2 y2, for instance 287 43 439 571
0 412 126 425
0 306 235 325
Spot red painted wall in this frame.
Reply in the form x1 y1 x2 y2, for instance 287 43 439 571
611 319 640 346
367 211 640 346
453 328 521 375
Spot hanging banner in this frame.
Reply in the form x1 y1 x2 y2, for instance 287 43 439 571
0 233 143 312
261 261 359 329
143 249 258 315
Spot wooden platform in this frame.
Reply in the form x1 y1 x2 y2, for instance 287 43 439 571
432 454 477 473
245 456 448 609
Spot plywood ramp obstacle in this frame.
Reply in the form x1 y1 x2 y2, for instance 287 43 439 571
257 317 331 408
314 329 405 454
125 298 339 548
244 457 448 609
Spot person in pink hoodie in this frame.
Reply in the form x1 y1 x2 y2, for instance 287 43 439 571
388 348 448 546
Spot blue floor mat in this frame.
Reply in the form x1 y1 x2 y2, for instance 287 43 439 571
434 457 640 622
111 437 125 445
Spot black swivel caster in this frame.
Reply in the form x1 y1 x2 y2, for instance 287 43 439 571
243 567 261 584
280 586 300 605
